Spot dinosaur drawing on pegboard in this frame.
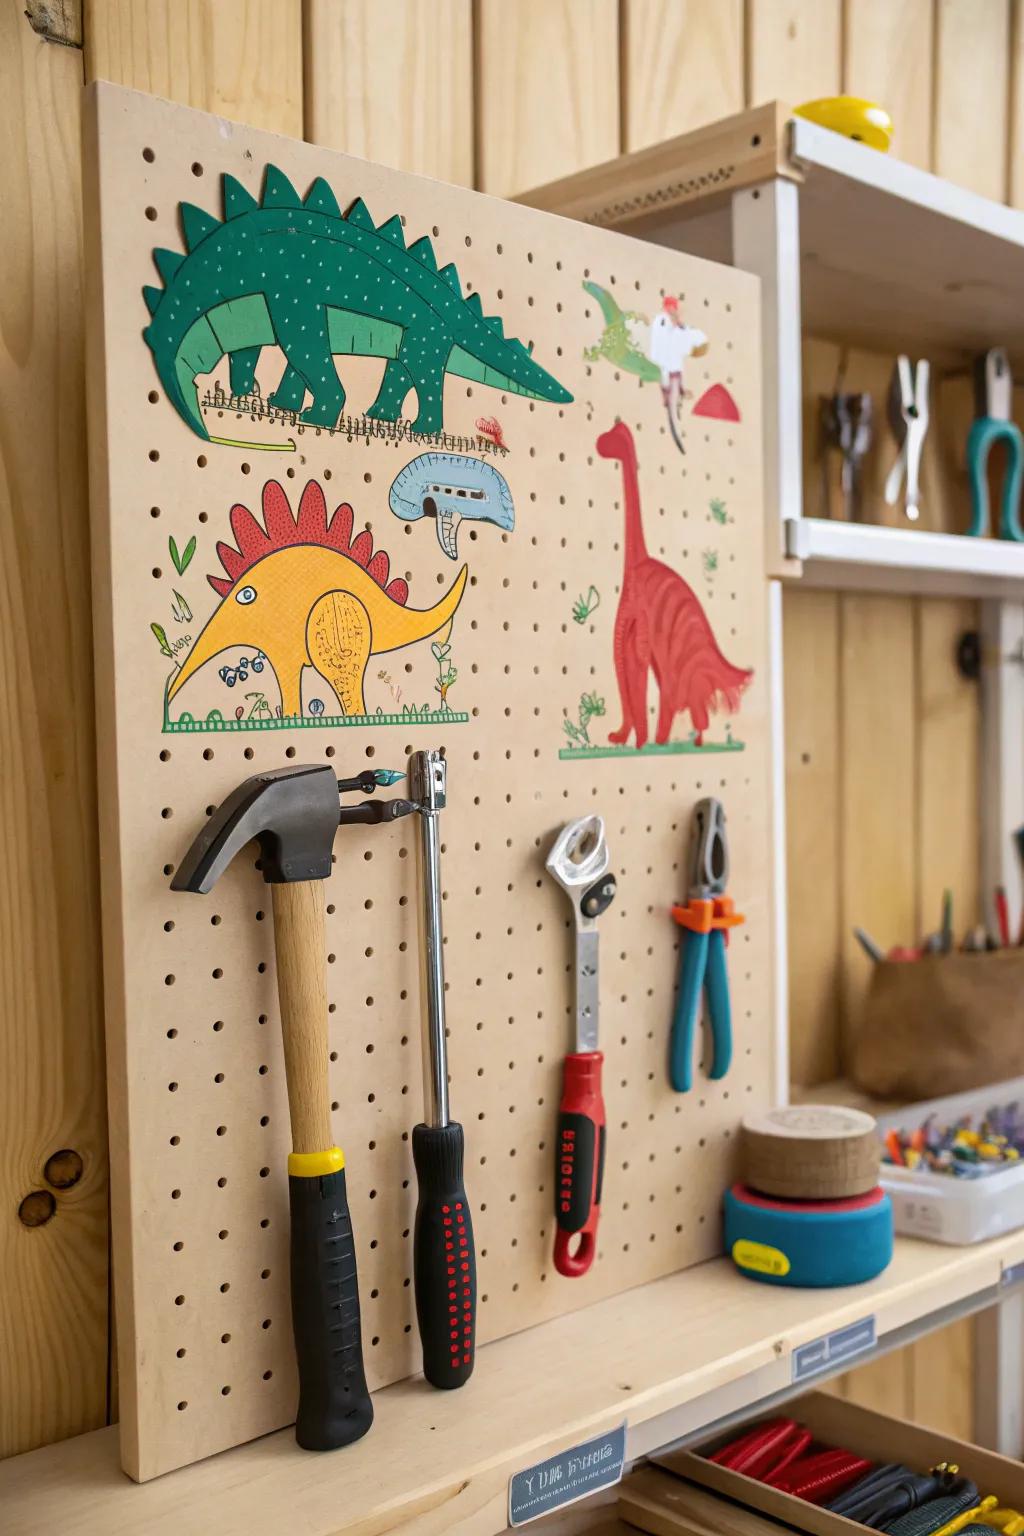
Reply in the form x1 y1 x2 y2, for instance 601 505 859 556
597 421 751 752
164 479 466 726
142 165 572 447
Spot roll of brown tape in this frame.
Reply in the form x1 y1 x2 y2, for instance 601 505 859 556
740 1105 880 1200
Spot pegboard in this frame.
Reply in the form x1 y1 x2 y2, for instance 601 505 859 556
83 81 774 1482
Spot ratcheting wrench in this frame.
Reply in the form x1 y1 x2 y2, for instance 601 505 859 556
407 749 476 1389
546 816 617 1278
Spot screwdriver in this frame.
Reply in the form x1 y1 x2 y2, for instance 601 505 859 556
408 749 476 1388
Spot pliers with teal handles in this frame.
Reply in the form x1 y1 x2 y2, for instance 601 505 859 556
968 348 1024 541
669 798 744 1092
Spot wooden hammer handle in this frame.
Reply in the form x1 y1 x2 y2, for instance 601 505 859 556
271 880 373 1451
272 881 332 1154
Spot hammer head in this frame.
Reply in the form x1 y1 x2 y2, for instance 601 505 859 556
171 764 340 893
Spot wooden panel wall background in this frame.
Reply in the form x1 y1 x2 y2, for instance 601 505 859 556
2 0 1014 1460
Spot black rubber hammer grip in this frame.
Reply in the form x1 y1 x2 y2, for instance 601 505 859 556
289 1161 373 1450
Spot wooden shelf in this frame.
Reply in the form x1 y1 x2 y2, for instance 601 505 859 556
5 1235 1024 1536
518 102 792 234
790 1079 909 1122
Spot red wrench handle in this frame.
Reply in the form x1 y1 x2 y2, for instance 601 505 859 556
553 1051 606 1278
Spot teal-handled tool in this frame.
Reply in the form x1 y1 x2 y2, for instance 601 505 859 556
968 348 1024 540
669 798 744 1092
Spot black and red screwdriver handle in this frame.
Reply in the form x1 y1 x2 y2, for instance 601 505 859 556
554 1050 606 1277
411 1120 476 1388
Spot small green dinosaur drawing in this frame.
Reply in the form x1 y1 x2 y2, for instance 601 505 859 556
143 165 573 443
572 586 601 624
582 281 659 382
710 497 729 525
562 691 606 748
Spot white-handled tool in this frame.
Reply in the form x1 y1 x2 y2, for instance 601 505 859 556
884 355 930 521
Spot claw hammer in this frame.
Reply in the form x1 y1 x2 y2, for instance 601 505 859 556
171 763 412 1451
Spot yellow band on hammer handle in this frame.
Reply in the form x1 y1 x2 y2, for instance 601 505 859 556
288 1146 345 1178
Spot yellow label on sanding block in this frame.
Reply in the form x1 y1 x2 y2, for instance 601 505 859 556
733 1239 791 1277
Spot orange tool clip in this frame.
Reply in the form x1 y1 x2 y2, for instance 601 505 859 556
672 896 745 936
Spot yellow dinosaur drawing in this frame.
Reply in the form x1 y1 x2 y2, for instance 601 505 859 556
167 479 467 718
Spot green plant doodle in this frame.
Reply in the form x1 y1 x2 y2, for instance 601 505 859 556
151 621 173 658
702 549 718 577
172 588 193 623
431 640 458 712
169 534 197 575
571 586 601 624
562 691 606 748
143 165 572 445
709 497 729 525
245 691 273 721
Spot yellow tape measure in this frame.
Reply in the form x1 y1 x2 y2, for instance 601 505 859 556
795 96 894 153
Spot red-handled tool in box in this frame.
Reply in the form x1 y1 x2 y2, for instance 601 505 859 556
546 816 617 1278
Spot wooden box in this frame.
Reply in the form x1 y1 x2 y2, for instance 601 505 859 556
643 1390 1024 1536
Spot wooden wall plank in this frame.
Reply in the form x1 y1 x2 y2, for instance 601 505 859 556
839 1349 914 1419
0 0 108 1458
838 595 917 1059
83 0 303 137
932 0 1011 199
475 0 619 197
909 1318 976 1439
903 596 980 1439
1009 0 1024 205
745 0 842 104
914 597 981 943
303 0 473 185
622 0 744 152
842 0 933 169
783 590 842 1087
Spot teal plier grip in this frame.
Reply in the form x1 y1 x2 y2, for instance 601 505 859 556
669 897 741 1092
968 348 1024 540
968 416 1024 540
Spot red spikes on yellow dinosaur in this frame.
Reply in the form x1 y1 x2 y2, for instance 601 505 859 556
167 479 467 718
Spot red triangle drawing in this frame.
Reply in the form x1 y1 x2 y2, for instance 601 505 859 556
693 383 741 422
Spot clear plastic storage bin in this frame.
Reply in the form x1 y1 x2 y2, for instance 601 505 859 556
876 1077 1024 1244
